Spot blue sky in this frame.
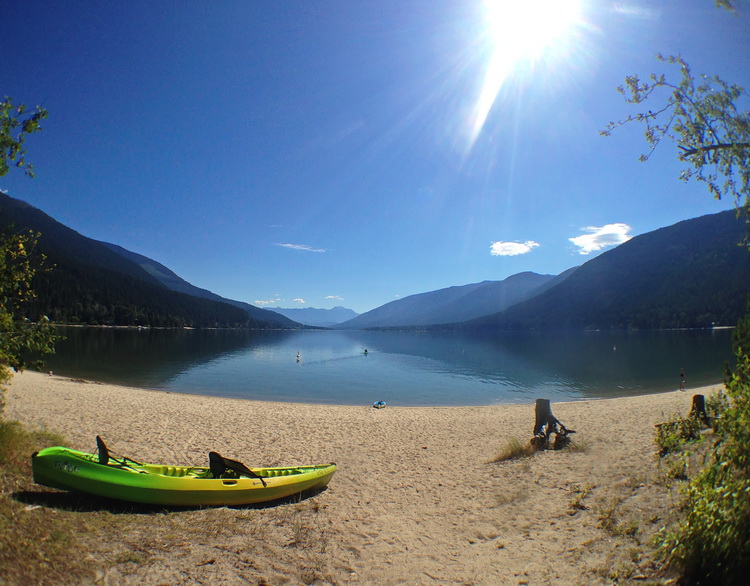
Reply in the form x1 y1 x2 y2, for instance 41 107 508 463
2 1 747 314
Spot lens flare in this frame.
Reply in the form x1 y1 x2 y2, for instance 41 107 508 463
470 0 584 145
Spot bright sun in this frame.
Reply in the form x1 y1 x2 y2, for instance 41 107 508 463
471 0 583 142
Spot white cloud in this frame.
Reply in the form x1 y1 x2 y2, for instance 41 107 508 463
274 243 328 253
255 297 283 306
0 188 8 194
293 298 305 304
325 295 344 301
569 223 632 255
490 240 540 256
613 4 659 20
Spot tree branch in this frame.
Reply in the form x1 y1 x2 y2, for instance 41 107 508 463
678 143 750 157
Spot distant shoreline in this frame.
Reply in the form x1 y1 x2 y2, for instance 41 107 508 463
51 322 736 332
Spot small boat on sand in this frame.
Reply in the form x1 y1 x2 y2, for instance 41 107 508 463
31 437 336 507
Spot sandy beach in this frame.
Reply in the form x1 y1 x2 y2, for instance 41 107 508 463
5 370 721 584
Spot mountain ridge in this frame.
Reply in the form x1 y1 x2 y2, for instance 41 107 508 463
100 242 299 327
3 193 746 332
0 192 300 328
266 306 359 328
335 271 563 329
461 210 749 331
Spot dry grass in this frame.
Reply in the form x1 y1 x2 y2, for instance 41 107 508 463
489 437 535 463
567 437 591 453
0 419 101 584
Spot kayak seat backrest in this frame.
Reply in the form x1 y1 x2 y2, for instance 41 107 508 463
209 451 260 478
96 435 110 465
208 451 268 486
209 451 227 478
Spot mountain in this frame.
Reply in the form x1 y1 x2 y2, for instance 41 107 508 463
465 210 750 331
266 306 359 327
0 192 299 328
101 242 299 327
1 194 164 287
336 271 562 329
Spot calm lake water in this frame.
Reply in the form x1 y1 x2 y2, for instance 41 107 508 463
40 327 735 406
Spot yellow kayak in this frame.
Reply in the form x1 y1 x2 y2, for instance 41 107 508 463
32 437 336 507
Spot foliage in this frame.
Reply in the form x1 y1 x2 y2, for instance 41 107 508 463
654 413 703 457
0 97 48 179
715 1 738 11
601 55 750 231
607 9 750 580
657 307 750 583
1 99 54 413
654 391 730 457
705 388 731 428
0 229 56 411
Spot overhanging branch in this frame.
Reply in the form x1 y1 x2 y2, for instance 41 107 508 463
678 142 750 158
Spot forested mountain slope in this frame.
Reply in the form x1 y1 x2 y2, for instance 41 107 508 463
465 210 749 331
0 193 298 328
337 272 559 329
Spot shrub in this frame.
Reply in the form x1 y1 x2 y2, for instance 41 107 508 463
658 306 750 584
654 414 703 457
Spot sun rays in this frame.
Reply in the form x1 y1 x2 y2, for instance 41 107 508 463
469 0 585 146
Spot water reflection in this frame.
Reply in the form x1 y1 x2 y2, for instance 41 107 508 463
44 327 734 406
47 328 298 387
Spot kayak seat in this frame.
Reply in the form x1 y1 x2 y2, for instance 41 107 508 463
94 436 143 469
209 451 267 487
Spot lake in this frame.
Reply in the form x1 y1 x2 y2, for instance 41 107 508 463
39 327 735 406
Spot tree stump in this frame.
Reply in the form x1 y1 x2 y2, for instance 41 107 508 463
531 398 575 450
689 394 711 426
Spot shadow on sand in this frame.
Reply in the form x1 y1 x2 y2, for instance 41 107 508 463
13 485 329 515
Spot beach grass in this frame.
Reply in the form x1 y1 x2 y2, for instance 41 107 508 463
0 420 98 583
488 436 535 462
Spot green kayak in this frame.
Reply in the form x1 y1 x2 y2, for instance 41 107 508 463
32 437 336 507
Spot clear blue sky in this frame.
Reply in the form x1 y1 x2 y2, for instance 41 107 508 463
2 1 747 314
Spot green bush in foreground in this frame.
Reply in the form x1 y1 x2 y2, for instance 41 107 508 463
658 308 750 584
654 414 704 457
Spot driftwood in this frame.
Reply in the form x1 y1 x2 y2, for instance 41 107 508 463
689 394 711 426
531 399 575 450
